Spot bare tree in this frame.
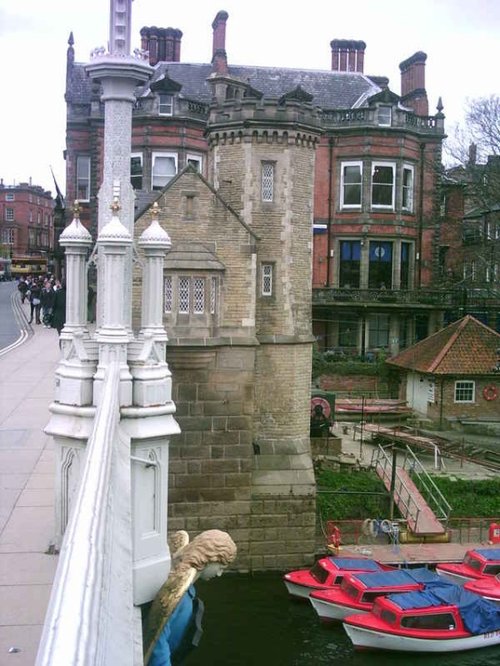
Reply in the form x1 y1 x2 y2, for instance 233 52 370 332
443 96 500 310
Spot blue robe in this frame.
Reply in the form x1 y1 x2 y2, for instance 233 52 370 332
149 585 203 666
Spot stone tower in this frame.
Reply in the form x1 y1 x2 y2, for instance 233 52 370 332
206 76 322 565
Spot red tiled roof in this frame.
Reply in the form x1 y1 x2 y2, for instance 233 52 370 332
386 315 500 375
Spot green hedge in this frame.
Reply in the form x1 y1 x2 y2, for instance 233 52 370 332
315 466 500 521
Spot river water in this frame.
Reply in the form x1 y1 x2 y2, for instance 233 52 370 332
191 572 500 666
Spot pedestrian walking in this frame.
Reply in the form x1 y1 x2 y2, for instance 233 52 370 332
28 279 43 325
18 277 29 303
51 282 66 335
41 280 56 327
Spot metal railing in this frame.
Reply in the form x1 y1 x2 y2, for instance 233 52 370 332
36 362 137 665
313 287 456 307
371 444 452 532
402 446 452 526
371 445 421 528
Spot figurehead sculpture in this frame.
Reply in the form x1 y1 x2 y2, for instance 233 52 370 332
143 529 237 665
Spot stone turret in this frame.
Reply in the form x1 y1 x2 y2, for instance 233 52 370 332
206 78 322 561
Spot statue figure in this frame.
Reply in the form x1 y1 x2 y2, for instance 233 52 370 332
143 529 237 665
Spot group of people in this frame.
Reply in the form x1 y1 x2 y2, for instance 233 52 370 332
17 275 66 334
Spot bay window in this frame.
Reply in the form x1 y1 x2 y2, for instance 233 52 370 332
341 162 362 208
371 162 395 209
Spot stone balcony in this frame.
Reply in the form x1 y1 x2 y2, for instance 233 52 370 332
320 107 445 136
312 287 455 308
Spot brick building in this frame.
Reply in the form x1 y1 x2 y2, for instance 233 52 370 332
387 315 500 428
0 180 55 276
63 11 460 566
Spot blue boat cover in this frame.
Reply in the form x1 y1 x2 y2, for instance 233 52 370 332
474 548 500 560
329 558 382 571
388 584 500 635
355 568 439 588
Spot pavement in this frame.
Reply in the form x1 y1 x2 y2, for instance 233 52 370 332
0 294 60 666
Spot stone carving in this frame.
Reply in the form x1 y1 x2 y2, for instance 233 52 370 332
143 529 237 665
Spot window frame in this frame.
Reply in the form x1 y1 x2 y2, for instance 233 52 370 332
158 93 174 116
402 164 415 212
377 106 392 127
5 207 14 222
186 153 203 173
152 152 178 190
2 228 14 244
371 162 395 210
340 161 363 210
76 155 91 202
261 161 275 203
130 152 143 190
261 263 274 296
454 380 475 403
5 193 14 202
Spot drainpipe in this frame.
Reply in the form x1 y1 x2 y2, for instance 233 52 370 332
326 137 334 287
417 142 426 288
439 377 444 430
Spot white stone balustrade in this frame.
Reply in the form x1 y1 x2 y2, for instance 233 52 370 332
36 363 137 666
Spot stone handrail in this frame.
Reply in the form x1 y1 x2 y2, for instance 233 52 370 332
36 362 137 665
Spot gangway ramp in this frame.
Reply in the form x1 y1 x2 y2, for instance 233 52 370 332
372 445 451 537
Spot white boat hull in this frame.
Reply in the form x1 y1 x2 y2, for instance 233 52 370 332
283 580 315 600
310 596 365 622
343 623 500 653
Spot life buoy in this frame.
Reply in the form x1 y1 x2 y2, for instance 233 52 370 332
483 385 498 401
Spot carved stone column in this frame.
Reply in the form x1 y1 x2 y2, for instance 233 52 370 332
93 198 133 407
54 201 97 407
125 203 180 604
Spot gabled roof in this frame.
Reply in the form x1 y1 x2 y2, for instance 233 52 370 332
387 315 500 376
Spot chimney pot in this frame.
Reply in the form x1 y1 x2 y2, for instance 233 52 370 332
330 39 366 73
212 11 229 74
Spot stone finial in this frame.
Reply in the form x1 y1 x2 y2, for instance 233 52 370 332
110 197 121 215
59 201 92 244
138 202 171 249
73 200 81 219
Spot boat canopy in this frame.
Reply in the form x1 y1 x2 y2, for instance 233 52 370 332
329 558 382 571
388 584 500 635
474 548 500 560
355 568 439 588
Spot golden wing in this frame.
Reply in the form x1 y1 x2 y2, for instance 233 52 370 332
143 564 198 664
168 530 190 560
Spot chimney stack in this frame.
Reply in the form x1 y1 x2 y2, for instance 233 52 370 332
212 10 229 75
140 27 183 66
330 39 366 73
399 51 428 116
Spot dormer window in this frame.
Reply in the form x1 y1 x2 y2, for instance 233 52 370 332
378 106 392 127
159 94 173 116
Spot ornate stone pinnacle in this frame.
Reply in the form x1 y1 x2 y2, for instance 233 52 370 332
73 200 81 219
151 201 160 220
110 197 121 214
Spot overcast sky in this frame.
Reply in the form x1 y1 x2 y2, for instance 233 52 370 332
0 0 498 194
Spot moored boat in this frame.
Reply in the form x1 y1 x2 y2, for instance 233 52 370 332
464 573 500 605
283 556 393 600
436 548 500 584
309 567 440 622
343 583 500 653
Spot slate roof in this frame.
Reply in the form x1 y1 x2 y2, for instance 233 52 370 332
164 241 225 271
386 315 500 376
69 60 381 110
